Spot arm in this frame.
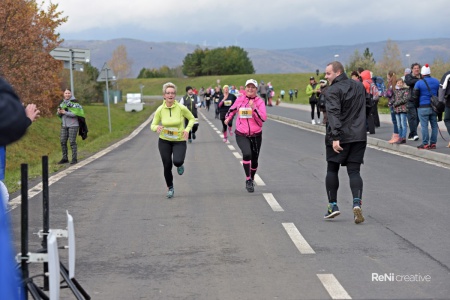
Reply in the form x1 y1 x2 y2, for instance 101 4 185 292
0 77 30 145
150 107 162 132
326 88 342 141
305 85 313 97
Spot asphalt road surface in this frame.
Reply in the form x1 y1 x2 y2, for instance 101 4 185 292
10 105 450 300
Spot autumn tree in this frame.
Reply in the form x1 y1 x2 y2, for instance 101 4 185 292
108 45 133 89
377 39 403 77
346 48 376 73
0 0 67 116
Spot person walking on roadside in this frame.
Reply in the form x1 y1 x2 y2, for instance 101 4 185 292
323 61 367 224
405 63 422 141
151 82 195 198
57 89 84 165
306 76 321 124
218 85 237 142
439 70 450 148
224 79 267 193
180 86 199 143
412 64 440 150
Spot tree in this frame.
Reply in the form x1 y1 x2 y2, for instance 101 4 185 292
377 39 403 77
0 0 67 116
108 45 132 86
346 48 376 73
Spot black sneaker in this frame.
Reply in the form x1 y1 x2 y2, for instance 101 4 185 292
324 202 340 219
58 158 69 164
70 159 77 165
192 132 196 140
245 179 254 193
353 198 365 224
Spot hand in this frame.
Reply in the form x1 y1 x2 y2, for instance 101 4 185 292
25 104 40 122
224 118 229 125
249 100 254 109
182 131 189 140
156 125 163 133
332 140 343 153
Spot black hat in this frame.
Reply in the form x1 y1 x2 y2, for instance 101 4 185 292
309 76 315 80
186 86 193 92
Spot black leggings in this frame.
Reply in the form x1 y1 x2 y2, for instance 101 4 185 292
310 102 320 119
220 117 232 133
236 134 262 179
325 161 363 202
158 138 187 188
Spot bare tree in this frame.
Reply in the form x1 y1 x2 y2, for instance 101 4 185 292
108 45 133 89
377 39 403 77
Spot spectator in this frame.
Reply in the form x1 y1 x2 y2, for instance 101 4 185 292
386 71 399 144
280 89 285 100
258 80 268 106
289 89 294 102
393 78 409 144
438 70 450 147
350 70 361 82
405 63 422 141
412 64 439 149
267 82 274 106
294 88 298 98
402 68 411 81
318 79 328 125
306 77 321 124
360 70 376 134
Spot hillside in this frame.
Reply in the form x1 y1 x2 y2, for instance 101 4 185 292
61 38 450 77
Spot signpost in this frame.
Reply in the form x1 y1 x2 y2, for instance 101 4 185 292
50 47 90 96
97 63 116 133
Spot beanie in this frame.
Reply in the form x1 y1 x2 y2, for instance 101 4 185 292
186 86 193 92
421 64 430 76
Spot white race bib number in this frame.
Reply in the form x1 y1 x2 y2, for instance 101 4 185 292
239 107 252 119
162 127 179 139
224 100 232 106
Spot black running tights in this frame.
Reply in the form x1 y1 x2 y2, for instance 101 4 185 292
158 138 187 188
310 102 320 120
325 161 363 203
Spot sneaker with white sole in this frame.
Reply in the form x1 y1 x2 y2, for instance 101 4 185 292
353 198 365 224
166 187 174 198
324 202 340 219
311 120 316 125
245 179 254 193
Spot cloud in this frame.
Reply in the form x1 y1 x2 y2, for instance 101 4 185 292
44 0 450 49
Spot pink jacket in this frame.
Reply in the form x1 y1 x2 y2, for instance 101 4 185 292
226 95 267 136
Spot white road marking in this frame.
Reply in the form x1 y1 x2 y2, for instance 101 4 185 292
317 274 352 299
228 145 236 151
253 174 265 186
282 223 315 254
263 193 284 212
233 152 242 159
216 130 221 134
8 113 154 212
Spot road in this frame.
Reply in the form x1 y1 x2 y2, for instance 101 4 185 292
10 104 450 300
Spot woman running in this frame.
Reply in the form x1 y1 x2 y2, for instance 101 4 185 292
218 85 237 142
225 79 267 192
151 82 195 198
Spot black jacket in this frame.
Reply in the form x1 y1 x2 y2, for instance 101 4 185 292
325 73 367 146
0 77 31 146
405 73 422 103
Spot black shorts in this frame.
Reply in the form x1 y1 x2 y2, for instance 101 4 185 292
326 141 366 166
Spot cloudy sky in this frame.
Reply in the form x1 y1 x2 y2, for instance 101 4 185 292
44 0 449 50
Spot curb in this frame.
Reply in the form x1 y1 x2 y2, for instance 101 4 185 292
268 114 450 166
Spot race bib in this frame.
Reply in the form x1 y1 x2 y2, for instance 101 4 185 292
239 107 252 119
162 127 179 139
224 100 232 106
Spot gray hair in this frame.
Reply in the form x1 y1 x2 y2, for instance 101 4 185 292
162 82 177 94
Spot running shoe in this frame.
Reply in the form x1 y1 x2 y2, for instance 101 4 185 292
192 132 196 140
223 137 228 143
166 187 174 199
413 135 419 141
429 144 436 149
188 139 192 143
324 202 340 219
245 179 254 193
417 144 430 149
228 127 233 136
177 165 184 175
353 198 364 224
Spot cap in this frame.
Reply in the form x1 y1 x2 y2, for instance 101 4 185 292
421 64 430 76
186 86 193 92
245 79 258 87
404 68 411 74
319 79 327 84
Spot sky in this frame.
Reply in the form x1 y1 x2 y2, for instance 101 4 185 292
43 0 450 50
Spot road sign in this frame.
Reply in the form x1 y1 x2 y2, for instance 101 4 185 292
97 64 116 82
50 47 90 63
63 61 84 71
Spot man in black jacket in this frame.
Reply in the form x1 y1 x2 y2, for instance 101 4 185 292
405 63 422 141
323 61 367 224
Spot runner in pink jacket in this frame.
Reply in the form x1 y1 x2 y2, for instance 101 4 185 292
225 79 267 192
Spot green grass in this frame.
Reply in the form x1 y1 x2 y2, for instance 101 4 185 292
4 102 158 194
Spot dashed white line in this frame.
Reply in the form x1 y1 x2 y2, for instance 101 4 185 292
233 152 242 159
253 174 265 186
228 145 236 151
263 193 284 211
282 223 315 254
317 274 352 299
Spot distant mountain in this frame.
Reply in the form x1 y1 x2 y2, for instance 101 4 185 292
61 38 450 77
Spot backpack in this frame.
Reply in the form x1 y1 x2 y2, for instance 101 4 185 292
373 76 386 96
365 80 379 102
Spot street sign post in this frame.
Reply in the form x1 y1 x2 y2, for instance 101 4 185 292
50 47 90 96
97 63 116 133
